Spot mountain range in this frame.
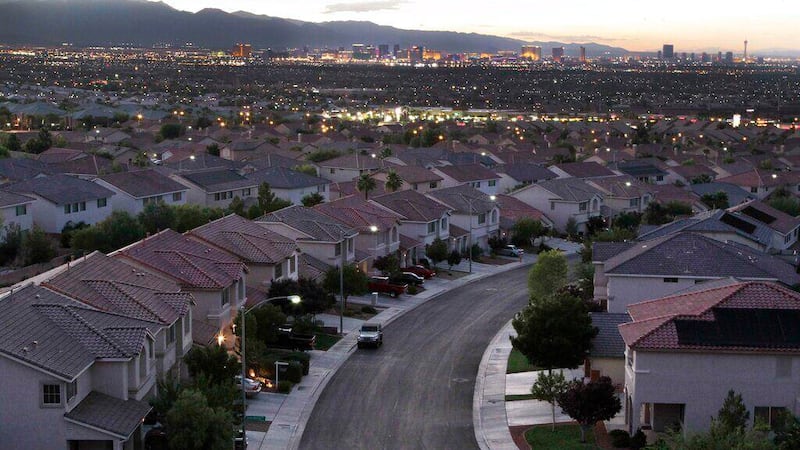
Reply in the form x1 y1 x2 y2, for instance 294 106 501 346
0 0 630 56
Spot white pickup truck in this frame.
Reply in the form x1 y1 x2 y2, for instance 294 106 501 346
357 323 383 348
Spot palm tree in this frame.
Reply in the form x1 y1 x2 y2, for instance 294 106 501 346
385 169 404 192
357 173 377 199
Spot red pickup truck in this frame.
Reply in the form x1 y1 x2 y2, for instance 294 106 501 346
368 276 407 298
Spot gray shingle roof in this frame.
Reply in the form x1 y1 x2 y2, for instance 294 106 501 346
65 391 151 438
592 242 636 262
502 163 557 183
0 189 35 208
7 173 114 205
99 169 188 198
245 166 329 189
435 164 499 182
535 178 605 202
605 232 800 284
589 313 631 358
178 169 256 193
425 184 496 214
258 205 356 241
637 210 772 247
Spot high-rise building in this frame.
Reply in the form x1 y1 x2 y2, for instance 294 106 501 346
378 44 389 58
352 43 373 60
701 52 710 62
409 46 424 63
743 39 748 62
579 46 586 63
725 51 734 63
662 44 674 59
521 45 542 61
231 43 252 58
393 44 401 58
552 47 564 63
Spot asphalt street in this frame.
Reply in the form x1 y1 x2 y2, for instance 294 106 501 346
300 265 531 450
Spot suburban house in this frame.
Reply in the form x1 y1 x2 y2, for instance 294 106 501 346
716 169 800 200
95 169 189 215
426 185 500 254
430 164 501 195
188 214 300 290
172 168 259 208
613 159 669 185
593 232 800 313
585 312 631 385
6 173 115 233
41 252 194 379
549 161 618 179
370 165 444 194
496 162 557 193
0 189 36 232
371 189 452 267
0 284 155 450
257 205 357 270
511 177 604 234
316 196 402 273
726 200 800 251
245 166 331 205
620 280 800 434
314 153 381 183
113 229 248 348
587 176 653 216
494 194 554 243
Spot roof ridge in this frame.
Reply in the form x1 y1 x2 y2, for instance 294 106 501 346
100 280 173 322
158 250 219 287
47 304 129 356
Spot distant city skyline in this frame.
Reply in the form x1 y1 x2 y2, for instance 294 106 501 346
154 0 800 52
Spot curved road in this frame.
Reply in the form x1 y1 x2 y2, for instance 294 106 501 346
300 266 530 450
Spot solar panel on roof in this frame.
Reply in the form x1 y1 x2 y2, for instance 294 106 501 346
675 309 800 348
741 206 776 225
719 213 757 234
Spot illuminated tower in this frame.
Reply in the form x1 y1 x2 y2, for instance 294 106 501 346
579 46 586 63
744 39 748 62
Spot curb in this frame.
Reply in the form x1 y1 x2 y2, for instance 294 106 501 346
473 320 517 450
267 259 535 450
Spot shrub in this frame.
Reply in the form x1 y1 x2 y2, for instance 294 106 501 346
407 285 418 295
282 361 303 383
361 306 377 314
277 380 293 394
609 429 631 448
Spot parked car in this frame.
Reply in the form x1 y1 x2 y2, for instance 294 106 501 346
274 325 316 351
390 271 425 286
496 244 524 257
402 264 436 279
235 375 262 398
368 276 407 298
357 323 383 348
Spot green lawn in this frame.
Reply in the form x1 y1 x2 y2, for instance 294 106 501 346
507 348 540 373
525 424 595 449
314 333 342 351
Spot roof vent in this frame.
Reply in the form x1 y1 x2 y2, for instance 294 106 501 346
21 347 28 353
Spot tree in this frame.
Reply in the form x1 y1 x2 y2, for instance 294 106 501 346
0 223 23 265
717 390 750 435
322 264 369 309
373 254 400 276
138 201 177 234
770 196 800 217
565 217 578 237
71 211 145 254
165 389 234 450
5 133 21 152
37 127 52 149
206 143 220 156
701 191 729 209
613 212 642 231
301 192 325 207
183 345 240 385
527 249 568 300
530 371 568 431
234 304 286 347
267 278 335 316
510 293 598 371
21 225 56 265
642 201 692 226
425 238 449 269
173 204 224 232
292 164 318 176
258 182 291 214
384 169 404 192
446 250 462 271
556 376 622 443
195 116 213 129
159 123 183 140
356 173 377 199
511 218 547 248
226 196 245 217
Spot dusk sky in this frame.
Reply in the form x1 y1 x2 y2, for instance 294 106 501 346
155 0 800 52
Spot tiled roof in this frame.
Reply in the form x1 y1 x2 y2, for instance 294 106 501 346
315 196 402 232
177 168 257 192
689 182 754 205
717 169 793 188
371 190 451 222
620 281 800 352
0 284 152 380
434 164 499 182
604 232 800 285
43 252 191 325
728 200 800 234
99 169 187 198
245 166 329 189
189 214 298 264
114 229 245 290
589 313 631 358
383 165 443 184
425 184 497 215
502 163 557 183
587 175 651 198
65 391 151 438
7 173 115 205
316 153 381 170
298 253 330 282
495 194 551 228
0 157 52 182
258 205 356 241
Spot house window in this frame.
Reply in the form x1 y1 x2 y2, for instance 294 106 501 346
629 198 640 208
221 288 230 307
289 256 296 273
579 202 588 212
427 222 436 233
754 407 787 428
237 280 245 301
242 188 251 197
750 187 758 193
143 196 162 206
472 182 481 188
441 217 448 229
42 384 61 406
491 210 498 223
478 213 486 224
15 205 26 216
96 198 107 208
550 201 555 210
785 234 792 244
64 204 70 214
66 381 77 402
172 192 182 202
168 323 176 344
330 168 335 174
489 180 496 187
148 339 154 359
275 262 283 279
656 175 664 182
334 242 341 256
663 277 679 283
317 185 326 193
413 183 419 190
429 182 437 189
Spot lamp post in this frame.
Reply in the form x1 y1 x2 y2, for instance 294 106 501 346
369 225 379 275
239 294 301 442
466 194 496 274
339 231 346 335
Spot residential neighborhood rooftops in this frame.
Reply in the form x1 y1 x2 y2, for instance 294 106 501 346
99 169 188 198
589 312 631 358
316 196 402 231
245 165 329 189
64 391 152 439
433 163 499 182
551 161 617 178
7 173 114 205
188 214 298 265
371 189 451 222
531 177 605 202
177 168 255 193
258 205 356 241
425 184 497 214
0 189 35 207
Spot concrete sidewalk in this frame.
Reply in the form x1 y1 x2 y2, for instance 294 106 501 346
258 253 538 449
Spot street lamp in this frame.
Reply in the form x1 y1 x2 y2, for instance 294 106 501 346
466 194 496 274
239 294 301 441
369 225 378 274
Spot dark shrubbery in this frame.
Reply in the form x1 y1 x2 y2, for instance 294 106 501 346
609 429 630 448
